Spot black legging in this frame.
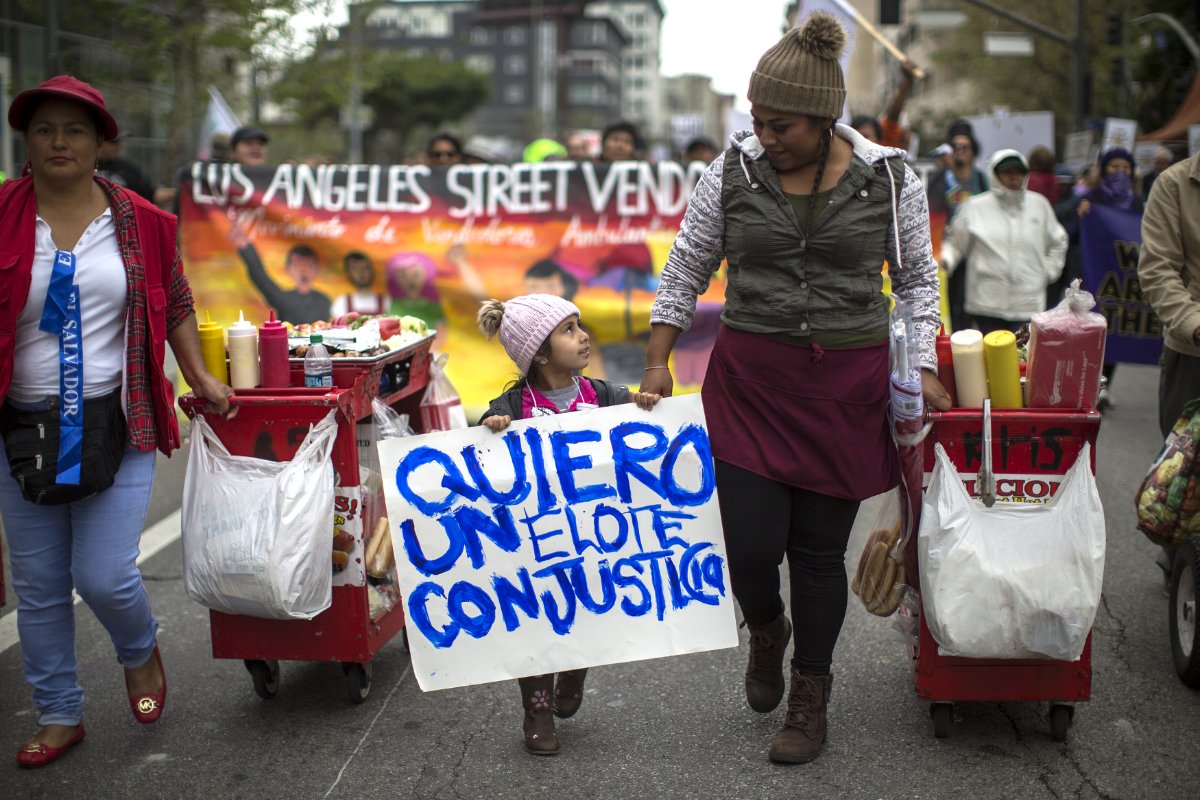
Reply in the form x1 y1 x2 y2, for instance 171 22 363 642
715 459 860 674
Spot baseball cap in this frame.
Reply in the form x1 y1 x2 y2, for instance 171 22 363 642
231 126 270 148
8 75 120 141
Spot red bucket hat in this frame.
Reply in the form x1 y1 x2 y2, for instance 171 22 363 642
7 75 119 141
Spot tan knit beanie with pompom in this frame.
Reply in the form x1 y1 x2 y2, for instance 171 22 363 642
747 12 847 119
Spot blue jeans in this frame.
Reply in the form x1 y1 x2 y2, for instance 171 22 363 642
0 442 158 727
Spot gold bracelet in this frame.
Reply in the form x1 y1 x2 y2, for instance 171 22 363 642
643 365 669 370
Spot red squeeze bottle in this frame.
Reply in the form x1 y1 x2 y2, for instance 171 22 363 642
936 334 958 408
258 310 292 388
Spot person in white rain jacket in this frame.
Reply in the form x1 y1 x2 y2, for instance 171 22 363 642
940 148 1068 333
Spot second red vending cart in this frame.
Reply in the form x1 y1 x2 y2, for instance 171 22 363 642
902 401 1102 741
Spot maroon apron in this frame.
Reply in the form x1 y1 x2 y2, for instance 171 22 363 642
700 325 899 501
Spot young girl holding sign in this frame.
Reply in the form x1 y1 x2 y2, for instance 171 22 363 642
477 293 660 755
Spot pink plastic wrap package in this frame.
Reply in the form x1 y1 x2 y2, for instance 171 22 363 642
1026 280 1107 409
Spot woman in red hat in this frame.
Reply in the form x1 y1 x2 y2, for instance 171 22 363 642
0 75 233 767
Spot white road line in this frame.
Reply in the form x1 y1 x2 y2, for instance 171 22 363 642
0 509 182 656
323 662 413 799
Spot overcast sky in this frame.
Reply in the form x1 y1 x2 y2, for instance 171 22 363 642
659 0 791 108
292 0 793 111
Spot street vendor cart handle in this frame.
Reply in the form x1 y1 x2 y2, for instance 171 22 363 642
979 399 997 508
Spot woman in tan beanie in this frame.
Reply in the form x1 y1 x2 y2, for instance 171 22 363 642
642 13 951 764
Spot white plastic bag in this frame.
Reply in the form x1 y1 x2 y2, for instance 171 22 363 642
182 411 339 620
420 352 468 432
917 442 1105 660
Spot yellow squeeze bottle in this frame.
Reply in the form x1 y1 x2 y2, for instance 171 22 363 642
983 329 1023 409
197 311 229 384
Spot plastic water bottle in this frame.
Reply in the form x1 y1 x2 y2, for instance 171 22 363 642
304 333 333 388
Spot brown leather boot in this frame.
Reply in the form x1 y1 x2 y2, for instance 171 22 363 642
517 675 559 755
553 669 587 719
768 669 832 764
744 614 792 712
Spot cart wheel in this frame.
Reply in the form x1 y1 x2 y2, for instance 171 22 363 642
342 661 372 704
244 659 280 700
1169 539 1200 687
1049 703 1074 742
930 702 953 738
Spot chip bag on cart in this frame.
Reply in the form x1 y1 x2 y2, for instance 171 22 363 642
181 410 338 620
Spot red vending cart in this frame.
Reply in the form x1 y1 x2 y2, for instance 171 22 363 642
902 401 1102 741
180 336 433 703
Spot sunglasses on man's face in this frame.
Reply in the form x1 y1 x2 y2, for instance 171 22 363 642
430 150 458 160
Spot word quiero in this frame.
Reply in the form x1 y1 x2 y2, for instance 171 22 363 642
392 422 725 649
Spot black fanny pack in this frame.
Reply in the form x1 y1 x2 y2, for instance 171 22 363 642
0 389 127 505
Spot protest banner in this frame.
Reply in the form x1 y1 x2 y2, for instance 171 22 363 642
1080 204 1163 365
179 158 956 409
178 161 724 414
377 394 737 691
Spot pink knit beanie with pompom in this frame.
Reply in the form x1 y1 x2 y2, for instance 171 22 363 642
478 294 580 375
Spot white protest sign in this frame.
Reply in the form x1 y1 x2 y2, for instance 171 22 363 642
379 394 737 691
965 110 1055 166
1063 130 1095 171
1101 118 1138 154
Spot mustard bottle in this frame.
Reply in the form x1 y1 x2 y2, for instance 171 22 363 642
197 311 229 384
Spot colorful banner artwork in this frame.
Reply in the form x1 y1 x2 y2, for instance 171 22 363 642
378 394 737 691
1080 204 1164 365
179 161 720 416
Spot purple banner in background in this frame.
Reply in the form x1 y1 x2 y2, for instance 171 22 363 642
1080 204 1163 366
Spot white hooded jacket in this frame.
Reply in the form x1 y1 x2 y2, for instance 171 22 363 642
941 149 1068 322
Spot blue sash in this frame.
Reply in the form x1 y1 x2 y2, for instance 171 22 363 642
38 250 83 485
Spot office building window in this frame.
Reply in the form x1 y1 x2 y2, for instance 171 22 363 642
504 54 527 74
469 26 491 45
578 23 607 45
504 25 527 46
504 83 527 104
465 54 495 73
569 84 607 105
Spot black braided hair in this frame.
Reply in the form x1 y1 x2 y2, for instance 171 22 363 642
807 123 834 230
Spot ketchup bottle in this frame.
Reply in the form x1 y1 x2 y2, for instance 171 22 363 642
936 334 958 408
258 310 291 388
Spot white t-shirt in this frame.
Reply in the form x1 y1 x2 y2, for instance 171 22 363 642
330 291 387 319
10 210 128 403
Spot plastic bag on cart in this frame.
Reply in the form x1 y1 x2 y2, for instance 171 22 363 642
851 489 909 617
1136 397 1200 547
420 352 468 432
918 442 1105 660
371 396 415 441
181 411 338 620
888 298 931 448
884 299 928 626
1026 279 1107 409
365 397 413 615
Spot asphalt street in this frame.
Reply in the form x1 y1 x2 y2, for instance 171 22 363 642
2 362 1199 800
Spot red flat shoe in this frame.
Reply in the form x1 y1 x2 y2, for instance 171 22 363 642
125 644 167 724
16 725 85 768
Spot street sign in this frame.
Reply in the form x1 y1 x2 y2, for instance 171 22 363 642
984 32 1035 56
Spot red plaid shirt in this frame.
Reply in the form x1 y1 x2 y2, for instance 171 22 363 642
0 175 193 453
